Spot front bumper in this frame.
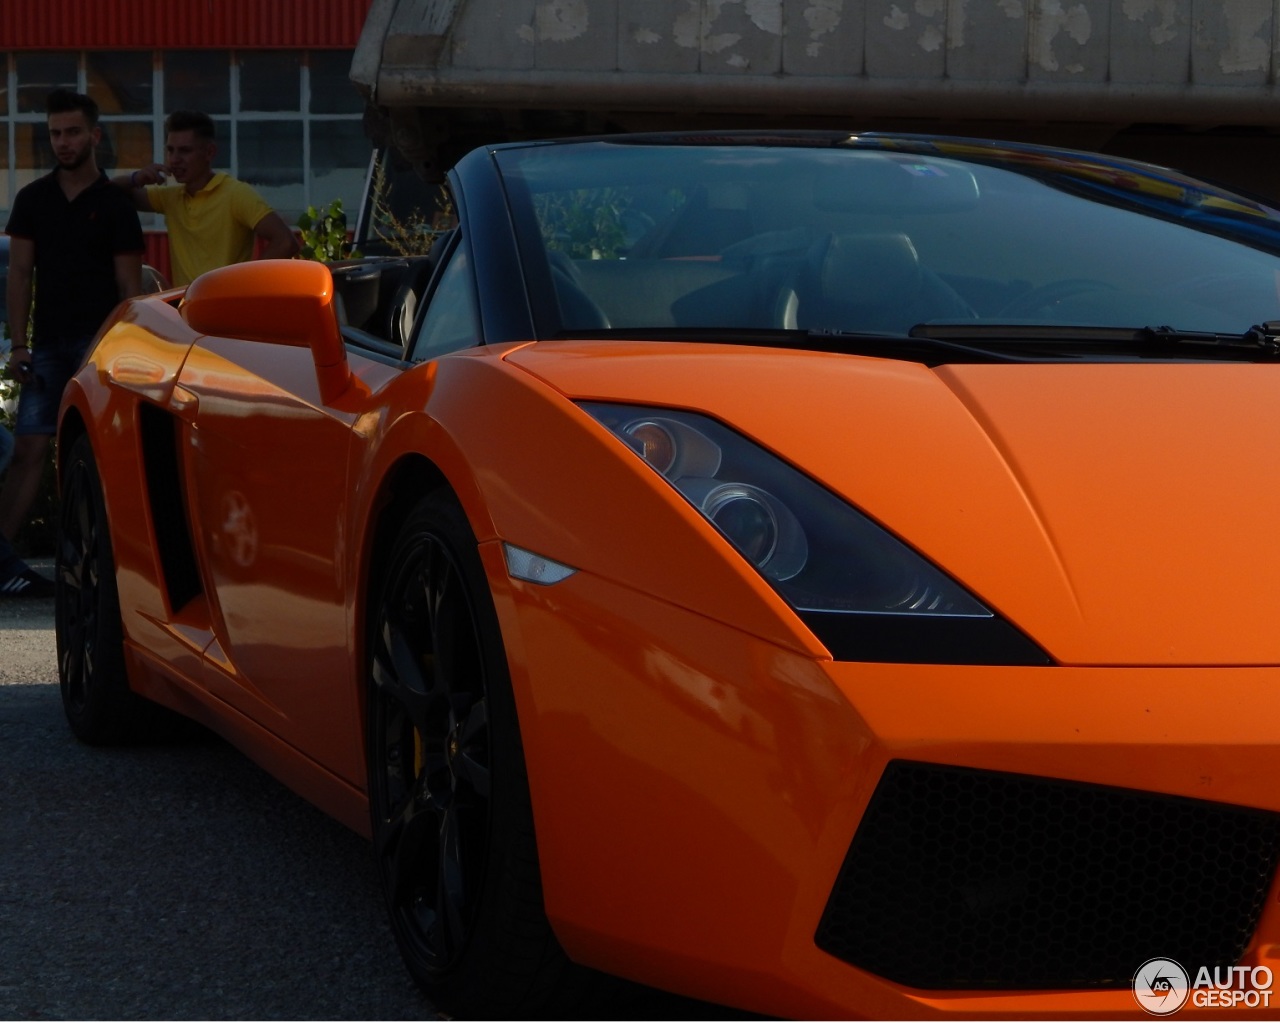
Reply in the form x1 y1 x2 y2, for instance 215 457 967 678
488 552 1280 1018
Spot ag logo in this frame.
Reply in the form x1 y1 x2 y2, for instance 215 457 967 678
1133 958 1191 1015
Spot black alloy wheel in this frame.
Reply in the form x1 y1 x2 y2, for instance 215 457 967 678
366 489 585 1015
56 433 160 743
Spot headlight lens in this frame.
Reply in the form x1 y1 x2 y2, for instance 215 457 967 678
674 477 808 583
584 402 1050 665
590 401 985 615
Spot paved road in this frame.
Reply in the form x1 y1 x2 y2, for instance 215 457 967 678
0 565 741 1021
0 568 434 1020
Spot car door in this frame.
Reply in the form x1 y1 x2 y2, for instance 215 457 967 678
174 332 366 783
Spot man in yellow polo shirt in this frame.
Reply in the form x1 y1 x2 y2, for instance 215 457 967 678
116 110 299 285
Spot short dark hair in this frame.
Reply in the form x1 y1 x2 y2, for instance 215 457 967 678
46 88 99 126
164 110 216 141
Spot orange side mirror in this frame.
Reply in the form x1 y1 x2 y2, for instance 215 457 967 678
181 259 352 404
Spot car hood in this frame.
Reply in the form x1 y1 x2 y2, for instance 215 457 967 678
507 340 1280 666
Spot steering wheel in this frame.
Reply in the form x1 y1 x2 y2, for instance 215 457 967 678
997 279 1116 319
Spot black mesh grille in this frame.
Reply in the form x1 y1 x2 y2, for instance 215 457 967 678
816 761 1280 990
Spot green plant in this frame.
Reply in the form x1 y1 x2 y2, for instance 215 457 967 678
297 199 361 262
535 188 631 259
0 321 17 424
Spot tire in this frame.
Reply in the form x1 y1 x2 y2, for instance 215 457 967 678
56 434 171 744
366 489 594 1016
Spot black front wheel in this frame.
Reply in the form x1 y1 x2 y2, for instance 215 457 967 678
366 489 595 1016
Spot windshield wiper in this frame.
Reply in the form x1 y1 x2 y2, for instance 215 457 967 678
911 321 1280 360
1142 322 1280 357
578 325 1033 363
805 327 1034 363
564 322 1280 363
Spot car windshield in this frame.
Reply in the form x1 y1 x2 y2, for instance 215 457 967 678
496 135 1280 345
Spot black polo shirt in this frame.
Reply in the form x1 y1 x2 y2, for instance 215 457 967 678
5 170 144 342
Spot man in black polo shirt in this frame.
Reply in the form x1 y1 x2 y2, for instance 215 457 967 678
0 88 143 597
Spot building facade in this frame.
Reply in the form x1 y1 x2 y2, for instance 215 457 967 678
1 0 373 276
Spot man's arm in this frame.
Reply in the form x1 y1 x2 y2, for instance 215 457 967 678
108 165 164 212
5 237 34 380
114 252 144 301
253 211 301 261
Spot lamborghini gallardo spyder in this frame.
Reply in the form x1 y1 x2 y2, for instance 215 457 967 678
54 132 1280 1018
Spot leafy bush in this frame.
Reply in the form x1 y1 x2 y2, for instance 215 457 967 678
297 199 361 262
535 188 631 259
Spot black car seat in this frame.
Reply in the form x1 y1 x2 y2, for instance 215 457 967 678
776 232 974 334
381 256 436 352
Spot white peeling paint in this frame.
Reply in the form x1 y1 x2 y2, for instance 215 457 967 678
1030 0 1092 72
535 0 589 42
700 2 746 55
517 24 536 43
948 0 968 48
804 0 843 40
727 52 751 66
632 26 661 44
885 4 910 30
998 0 1025 18
672 0 764 57
673 2 702 48
913 0 944 50
745 0 784 35
1219 0 1270 74
703 32 744 51
1121 0 1179 45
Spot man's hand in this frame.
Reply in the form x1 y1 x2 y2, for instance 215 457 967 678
131 163 169 186
114 165 165 211
5 346 33 383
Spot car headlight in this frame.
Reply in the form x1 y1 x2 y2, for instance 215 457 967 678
582 402 1050 665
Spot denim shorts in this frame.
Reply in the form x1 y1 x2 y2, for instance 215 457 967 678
13 337 92 436
0 423 13 474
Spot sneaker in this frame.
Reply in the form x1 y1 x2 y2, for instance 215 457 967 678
0 567 55 599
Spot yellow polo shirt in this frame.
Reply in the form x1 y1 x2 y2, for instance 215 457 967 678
145 173 274 286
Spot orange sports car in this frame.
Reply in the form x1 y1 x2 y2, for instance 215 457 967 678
55 132 1280 1018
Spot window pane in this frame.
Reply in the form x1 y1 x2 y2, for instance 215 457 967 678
106 120 155 175
13 123 54 194
164 51 230 114
310 51 361 114
240 51 301 112
311 120 370 215
16 54 78 114
211 120 232 171
15 123 53 172
237 121 303 221
87 51 152 115
412 238 480 360
0 53 10 114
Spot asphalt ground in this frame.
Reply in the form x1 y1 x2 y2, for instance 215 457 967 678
0 560 746 1021
0 559 438 1020
1 373 441 1012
